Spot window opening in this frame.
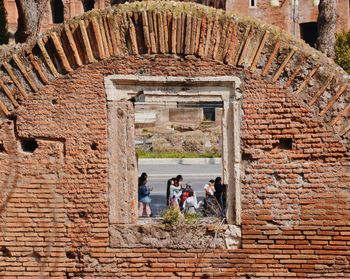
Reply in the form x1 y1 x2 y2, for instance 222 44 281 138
20 138 38 153
110 0 125 4
90 142 98 150
178 101 222 122
208 0 216 7
217 0 225 10
203 107 216 122
135 97 223 217
0 142 5 153
50 0 64 24
249 0 257 7
277 138 293 150
300 22 318 47
106 75 242 226
82 0 95 12
1 246 11 257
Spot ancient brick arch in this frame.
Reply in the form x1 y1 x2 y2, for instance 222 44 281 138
0 1 349 145
2 2 350 278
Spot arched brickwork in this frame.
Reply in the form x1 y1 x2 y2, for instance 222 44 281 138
1 2 350 278
0 1 349 144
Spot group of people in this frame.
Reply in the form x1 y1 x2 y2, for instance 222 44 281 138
202 177 227 217
138 172 227 218
166 175 226 216
166 175 201 214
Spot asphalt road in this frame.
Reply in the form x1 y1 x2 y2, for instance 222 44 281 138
138 163 222 215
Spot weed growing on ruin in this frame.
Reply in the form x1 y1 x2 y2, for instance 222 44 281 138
162 207 203 229
184 212 202 224
162 207 184 229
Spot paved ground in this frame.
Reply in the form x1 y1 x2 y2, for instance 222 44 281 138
138 162 222 215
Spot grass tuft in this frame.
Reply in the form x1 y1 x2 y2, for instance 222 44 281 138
162 206 184 229
162 207 202 229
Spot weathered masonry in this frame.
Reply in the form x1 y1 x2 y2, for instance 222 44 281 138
5 0 350 45
105 75 242 225
106 75 242 250
1 1 350 278
4 0 107 34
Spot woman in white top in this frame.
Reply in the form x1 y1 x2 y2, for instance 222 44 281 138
169 183 182 208
183 191 202 214
204 179 215 198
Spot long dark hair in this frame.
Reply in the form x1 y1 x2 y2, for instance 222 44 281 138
138 172 147 187
214 176 222 188
166 177 176 206
175 175 183 187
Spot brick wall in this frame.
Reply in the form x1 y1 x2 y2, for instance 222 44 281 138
226 0 349 36
4 0 106 34
1 2 350 278
0 55 350 278
4 0 350 39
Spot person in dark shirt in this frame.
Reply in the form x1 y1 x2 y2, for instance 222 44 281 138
214 176 224 208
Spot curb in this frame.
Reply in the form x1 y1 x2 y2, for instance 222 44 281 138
138 157 221 165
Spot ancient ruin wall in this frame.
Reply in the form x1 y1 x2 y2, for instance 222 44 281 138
226 0 350 37
1 55 349 278
1 2 350 278
0 2 350 143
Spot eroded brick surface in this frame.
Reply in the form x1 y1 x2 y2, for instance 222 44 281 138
0 56 350 278
1 2 350 144
4 0 350 37
1 2 350 278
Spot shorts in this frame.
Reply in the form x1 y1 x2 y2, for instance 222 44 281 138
140 196 151 204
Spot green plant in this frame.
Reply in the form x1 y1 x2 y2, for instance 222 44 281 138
184 212 202 224
0 0 9 45
162 207 202 228
335 31 350 74
161 207 184 229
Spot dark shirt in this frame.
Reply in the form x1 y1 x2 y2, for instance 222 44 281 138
138 184 150 200
214 183 224 203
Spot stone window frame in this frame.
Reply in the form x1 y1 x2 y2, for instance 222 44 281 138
105 75 242 225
